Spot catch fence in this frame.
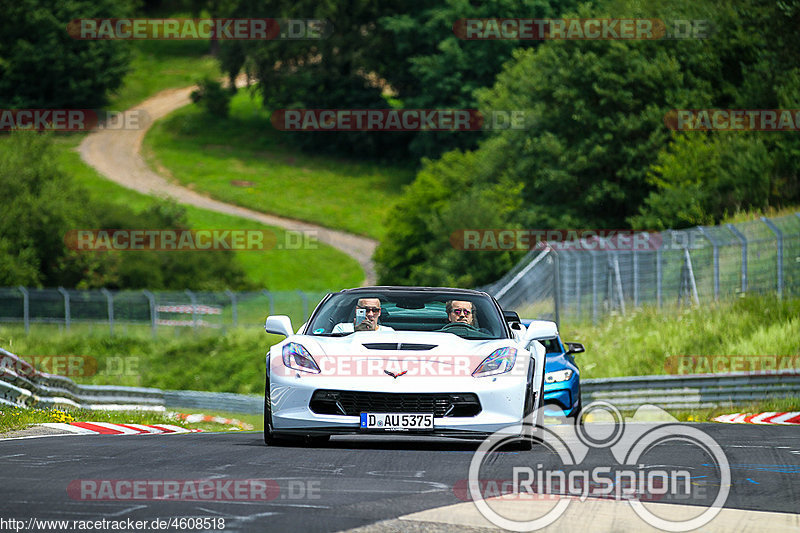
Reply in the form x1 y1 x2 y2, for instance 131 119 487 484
0 288 328 336
483 213 800 324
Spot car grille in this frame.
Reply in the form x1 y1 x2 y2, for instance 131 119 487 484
309 390 481 417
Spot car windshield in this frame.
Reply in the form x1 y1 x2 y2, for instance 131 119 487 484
306 290 508 340
530 336 564 355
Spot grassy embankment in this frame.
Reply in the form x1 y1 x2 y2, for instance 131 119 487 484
0 38 364 291
143 89 415 241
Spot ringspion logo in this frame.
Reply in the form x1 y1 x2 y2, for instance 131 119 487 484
468 403 730 531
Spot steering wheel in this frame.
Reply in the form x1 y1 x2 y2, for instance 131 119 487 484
438 322 480 332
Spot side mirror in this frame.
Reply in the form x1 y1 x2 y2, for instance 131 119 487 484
566 342 584 355
503 310 521 323
265 315 294 337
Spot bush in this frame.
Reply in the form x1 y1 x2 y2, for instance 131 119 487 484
190 78 232 118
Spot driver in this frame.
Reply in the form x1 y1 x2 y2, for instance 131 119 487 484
446 300 475 326
333 298 394 333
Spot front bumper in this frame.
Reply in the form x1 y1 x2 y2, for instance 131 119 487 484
543 379 580 416
269 372 531 436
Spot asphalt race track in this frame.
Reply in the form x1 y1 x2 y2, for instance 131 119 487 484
1 423 799 532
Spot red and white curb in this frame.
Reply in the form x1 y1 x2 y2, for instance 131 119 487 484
174 413 254 430
714 412 800 424
39 422 202 435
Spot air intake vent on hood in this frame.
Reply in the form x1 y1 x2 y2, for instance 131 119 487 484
362 343 436 351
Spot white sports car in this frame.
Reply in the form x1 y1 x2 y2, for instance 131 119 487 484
263 286 546 446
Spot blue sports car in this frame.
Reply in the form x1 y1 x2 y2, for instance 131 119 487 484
521 319 584 419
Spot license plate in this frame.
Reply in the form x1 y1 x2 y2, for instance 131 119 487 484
360 413 434 431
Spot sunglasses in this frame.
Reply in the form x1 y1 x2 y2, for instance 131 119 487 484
357 306 381 313
451 308 472 316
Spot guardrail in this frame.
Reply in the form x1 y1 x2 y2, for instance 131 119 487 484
2 348 797 414
582 370 800 410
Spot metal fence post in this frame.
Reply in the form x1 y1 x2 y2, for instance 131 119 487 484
262 290 274 316
57 287 70 331
553 250 561 327
101 288 114 335
612 253 625 315
225 289 238 327
142 290 156 338
727 223 748 293
656 245 663 308
697 226 719 300
633 250 639 307
185 289 198 332
591 251 598 324
298 290 309 322
18 286 29 334
761 216 783 298
575 253 582 321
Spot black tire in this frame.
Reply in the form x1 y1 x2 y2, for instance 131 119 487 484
516 363 545 451
568 398 583 425
265 367 329 447
264 372 279 446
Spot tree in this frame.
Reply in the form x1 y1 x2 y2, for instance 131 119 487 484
376 0 578 160
0 0 132 109
0 132 111 288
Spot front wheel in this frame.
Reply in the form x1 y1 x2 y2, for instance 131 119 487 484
264 377 278 445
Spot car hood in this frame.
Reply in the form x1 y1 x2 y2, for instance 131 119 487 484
291 331 515 358
271 331 533 380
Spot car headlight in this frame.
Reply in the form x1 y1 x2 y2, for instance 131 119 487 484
282 342 320 374
472 347 517 377
545 369 573 383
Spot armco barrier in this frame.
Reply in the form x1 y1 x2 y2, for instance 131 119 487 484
582 370 800 410
2 347 797 414
0 347 165 411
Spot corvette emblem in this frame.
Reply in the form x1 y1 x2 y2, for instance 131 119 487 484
384 370 408 379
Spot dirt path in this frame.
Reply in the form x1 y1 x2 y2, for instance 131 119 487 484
78 83 377 285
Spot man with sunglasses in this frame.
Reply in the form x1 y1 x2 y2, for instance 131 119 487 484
332 298 394 333
446 300 475 326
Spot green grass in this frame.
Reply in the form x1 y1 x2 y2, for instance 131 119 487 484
143 90 415 240
666 397 800 422
0 325 276 395
0 406 261 434
107 39 221 111
561 294 800 379
0 406 184 433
